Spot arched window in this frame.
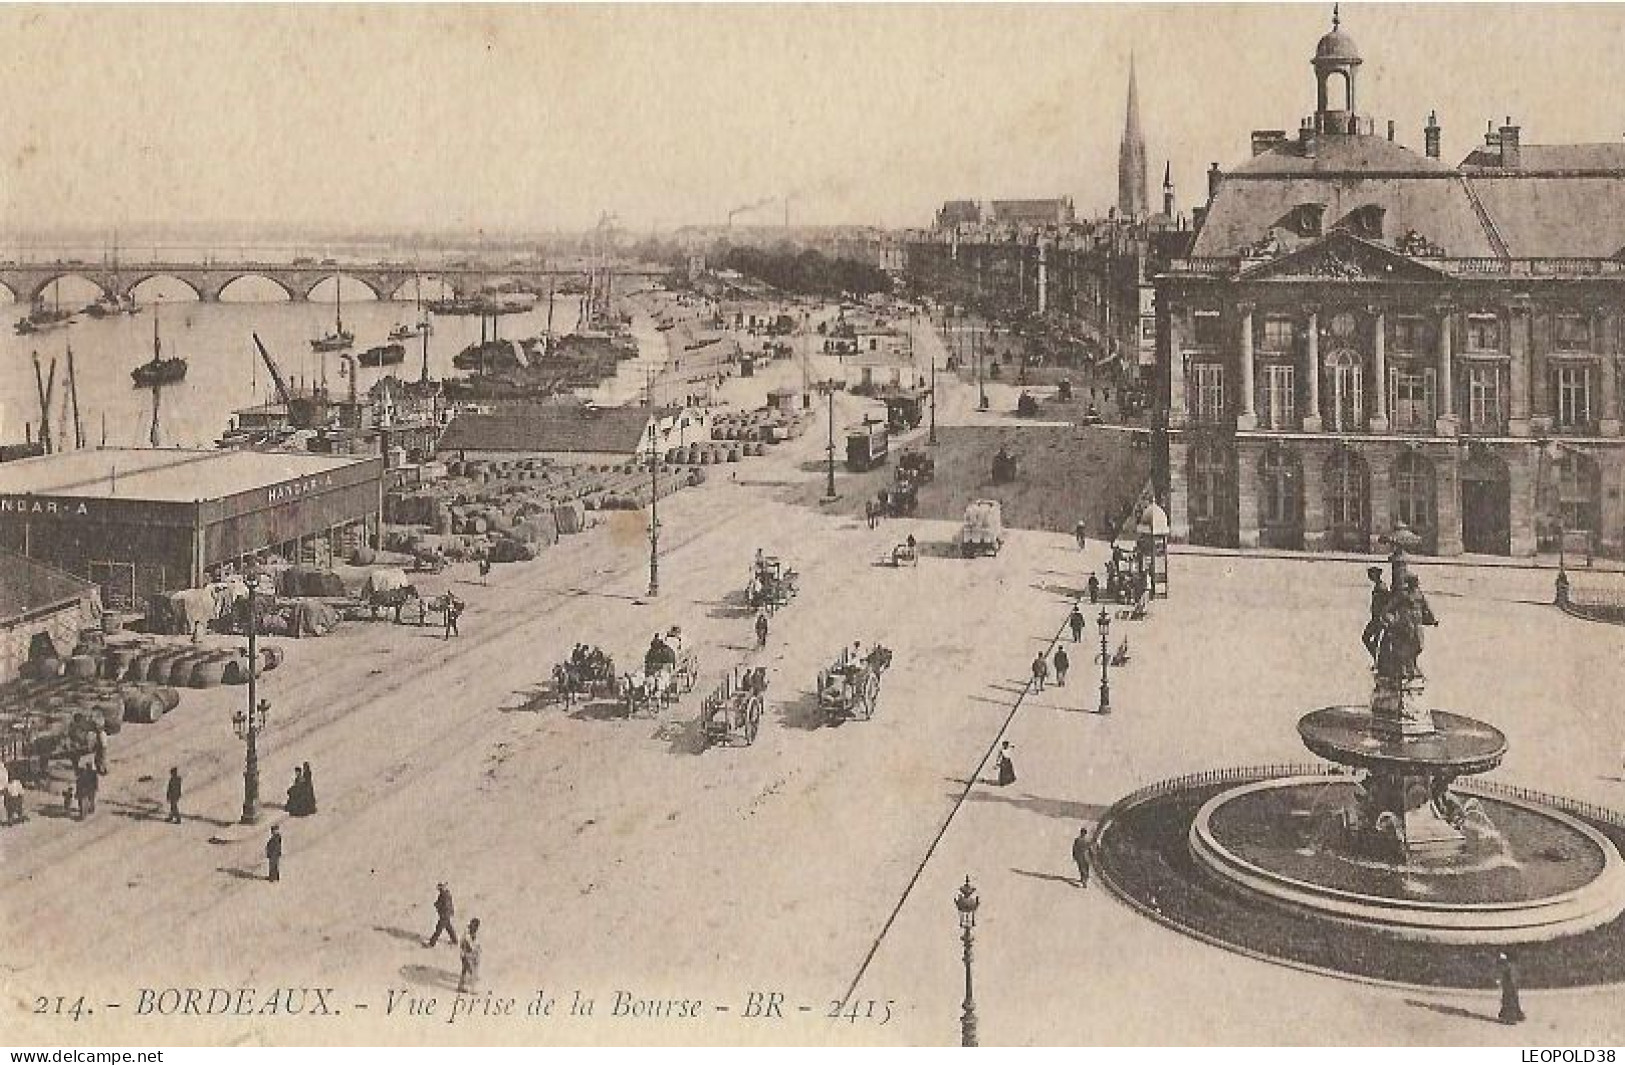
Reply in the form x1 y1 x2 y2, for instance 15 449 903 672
1326 348 1364 431
1258 445 1303 548
1325 70 1352 112
1325 449 1369 550
1394 450 1436 540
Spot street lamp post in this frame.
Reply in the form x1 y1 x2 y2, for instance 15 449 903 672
928 316 939 446
823 385 838 502
955 876 980 1047
234 564 273 824
647 419 660 598
976 324 988 411
1097 607 1112 715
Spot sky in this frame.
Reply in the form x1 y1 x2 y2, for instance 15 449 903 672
1 3 1623 237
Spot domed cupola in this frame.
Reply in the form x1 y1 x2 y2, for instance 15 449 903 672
1312 5 1363 134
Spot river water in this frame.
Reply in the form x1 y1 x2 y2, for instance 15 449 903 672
0 285 631 450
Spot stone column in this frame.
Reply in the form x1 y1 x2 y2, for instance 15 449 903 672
1435 306 1458 436
1302 308 1323 432
1530 310 1553 434
1599 309 1620 436
1434 446 1464 555
1368 447 1393 542
1167 308 1187 429
1301 442 1328 551
1235 440 1260 549
1237 303 1258 430
1167 438 1191 543
1508 304 1532 436
1369 309 1389 431
1507 445 1537 556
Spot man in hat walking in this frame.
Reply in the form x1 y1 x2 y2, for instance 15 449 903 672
427 882 458 947
166 767 183 824
1072 825 1092 888
458 918 482 993
755 611 769 649
1053 645 1070 687
1068 605 1086 643
1030 652 1049 692
266 825 283 883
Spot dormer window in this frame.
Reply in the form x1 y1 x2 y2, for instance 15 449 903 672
1335 204 1386 240
1291 204 1326 237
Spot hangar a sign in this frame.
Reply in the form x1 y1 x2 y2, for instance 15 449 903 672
0 496 90 517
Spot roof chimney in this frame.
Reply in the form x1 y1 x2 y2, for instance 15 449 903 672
1250 130 1288 157
1207 162 1223 199
1424 110 1441 159
1484 120 1501 149
1387 120 1396 142
1500 116 1521 168
1300 123 1319 158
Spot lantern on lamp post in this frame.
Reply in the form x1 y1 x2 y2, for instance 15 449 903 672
954 876 980 1047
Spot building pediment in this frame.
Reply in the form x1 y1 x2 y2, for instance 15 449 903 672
1240 232 1451 282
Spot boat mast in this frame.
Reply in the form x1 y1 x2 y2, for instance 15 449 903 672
148 385 162 447
66 341 84 449
335 271 344 335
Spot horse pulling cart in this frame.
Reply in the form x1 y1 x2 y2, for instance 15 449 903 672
699 666 769 748
548 647 618 708
624 628 699 715
817 644 893 722
747 555 799 613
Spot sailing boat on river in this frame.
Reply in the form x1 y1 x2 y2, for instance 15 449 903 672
311 273 354 352
131 306 188 387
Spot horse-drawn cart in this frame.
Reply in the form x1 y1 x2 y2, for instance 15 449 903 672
817 644 893 722
747 555 800 613
548 647 618 708
699 666 768 748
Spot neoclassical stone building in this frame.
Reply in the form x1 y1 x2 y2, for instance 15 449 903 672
1157 15 1625 558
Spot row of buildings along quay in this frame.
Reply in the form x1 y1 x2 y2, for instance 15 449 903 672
904 16 1625 560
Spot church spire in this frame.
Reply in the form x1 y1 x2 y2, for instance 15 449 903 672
1117 53 1148 219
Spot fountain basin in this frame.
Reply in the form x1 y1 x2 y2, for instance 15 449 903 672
1189 776 1625 944
1297 705 1507 776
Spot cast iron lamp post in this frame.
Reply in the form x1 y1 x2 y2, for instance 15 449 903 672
823 386 838 502
955 876 980 1047
233 563 274 824
1097 607 1112 715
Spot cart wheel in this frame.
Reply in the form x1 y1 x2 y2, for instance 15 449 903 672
744 696 761 744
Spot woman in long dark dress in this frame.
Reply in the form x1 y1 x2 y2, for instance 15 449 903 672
995 742 1017 787
286 768 307 816
301 762 316 815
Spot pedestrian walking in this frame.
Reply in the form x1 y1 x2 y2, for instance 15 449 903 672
92 725 108 776
444 594 462 639
478 555 491 585
994 741 1017 787
1087 573 1100 605
266 824 283 883
166 767 183 824
63 783 76 819
3 774 23 825
302 762 317 815
76 762 98 817
458 918 482 993
1074 520 1088 550
755 611 769 649
1030 653 1049 692
427 882 458 947
1072 825 1092 888
1068 606 1085 643
1053 645 1070 687
1497 951 1524 1024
